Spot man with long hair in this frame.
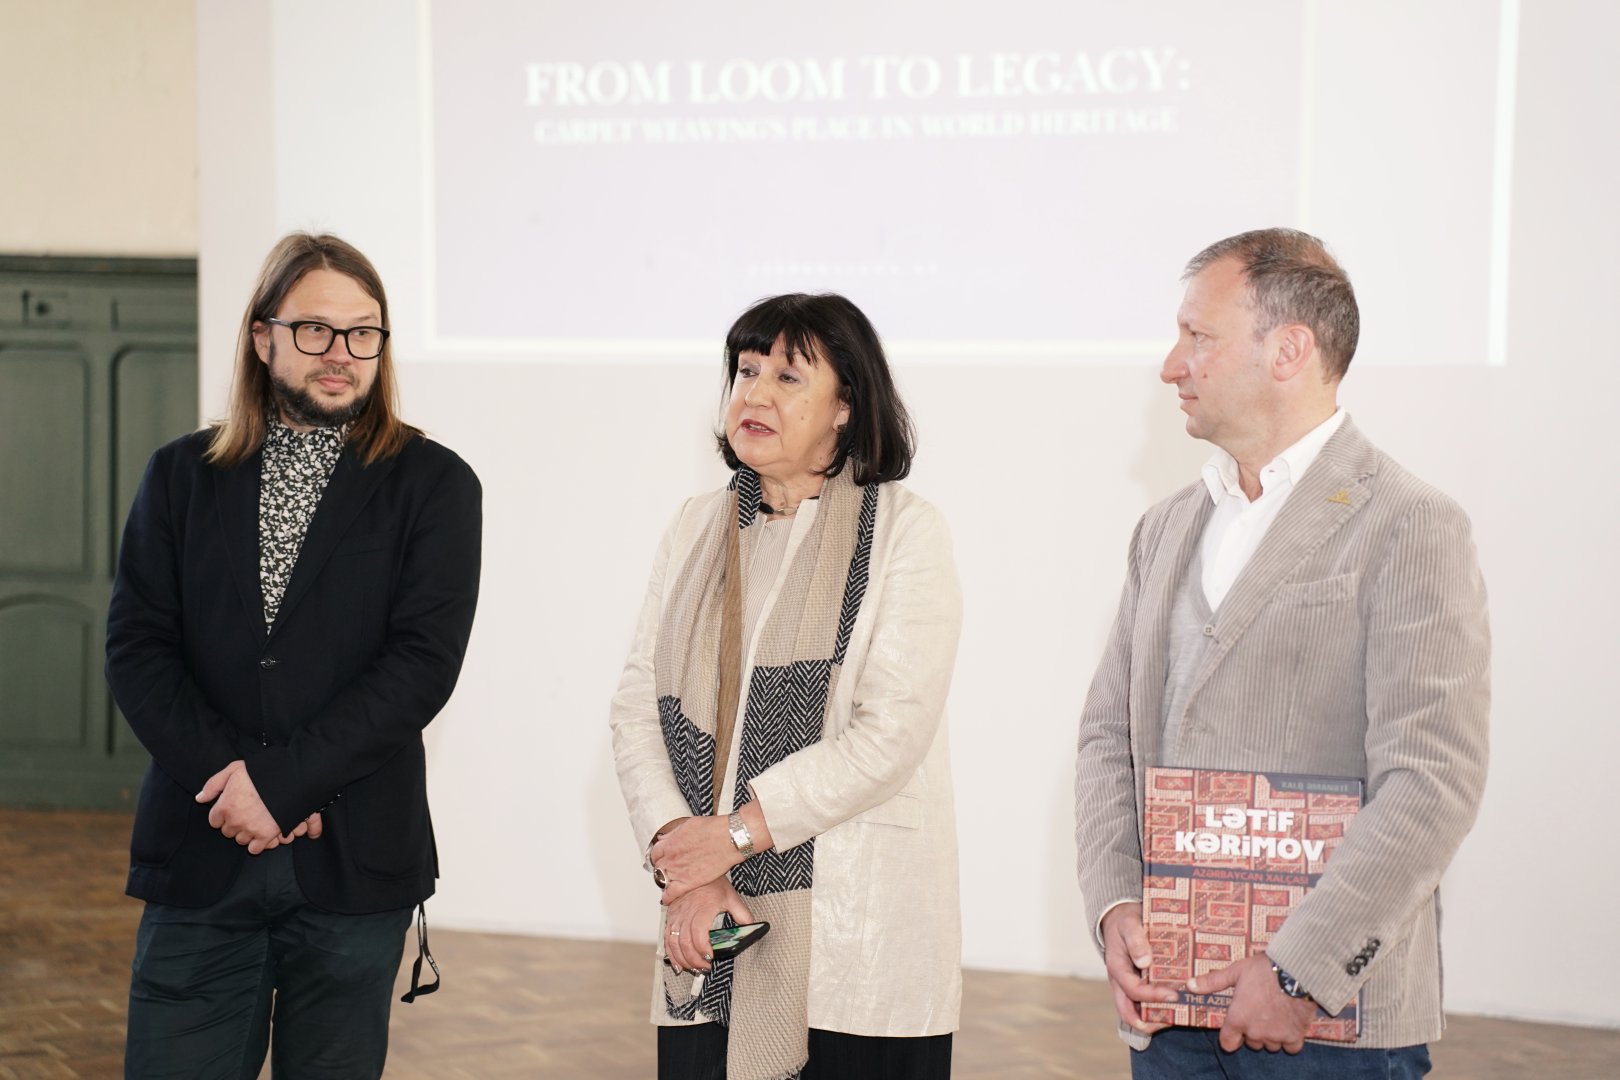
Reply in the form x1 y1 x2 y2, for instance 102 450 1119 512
107 233 482 1078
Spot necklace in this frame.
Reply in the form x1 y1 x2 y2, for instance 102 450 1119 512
758 495 818 518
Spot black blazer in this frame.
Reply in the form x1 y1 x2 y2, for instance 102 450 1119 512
106 429 482 913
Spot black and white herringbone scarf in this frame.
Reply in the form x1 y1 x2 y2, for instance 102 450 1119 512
655 467 877 1080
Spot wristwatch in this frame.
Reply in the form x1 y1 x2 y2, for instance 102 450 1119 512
727 811 755 857
1272 963 1312 1001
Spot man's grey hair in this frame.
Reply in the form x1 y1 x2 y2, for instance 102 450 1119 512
1185 228 1360 380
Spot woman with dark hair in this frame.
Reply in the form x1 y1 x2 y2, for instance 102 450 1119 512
610 293 963 1080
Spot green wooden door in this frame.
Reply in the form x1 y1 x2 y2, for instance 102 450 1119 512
0 256 198 808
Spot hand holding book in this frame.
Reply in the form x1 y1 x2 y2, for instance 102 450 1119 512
1100 902 1178 1034
1186 950 1320 1053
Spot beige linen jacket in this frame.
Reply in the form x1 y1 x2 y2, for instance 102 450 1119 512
611 481 963 1036
1075 418 1490 1049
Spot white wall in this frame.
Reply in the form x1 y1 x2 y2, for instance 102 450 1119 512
192 1 1620 1029
0 0 196 256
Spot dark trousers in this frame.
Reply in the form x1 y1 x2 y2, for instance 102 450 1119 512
1131 1027 1432 1080
658 1023 953 1080
125 845 412 1080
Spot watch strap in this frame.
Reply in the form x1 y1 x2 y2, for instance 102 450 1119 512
1272 963 1312 1000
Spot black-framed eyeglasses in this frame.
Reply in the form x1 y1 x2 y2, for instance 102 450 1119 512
264 318 389 360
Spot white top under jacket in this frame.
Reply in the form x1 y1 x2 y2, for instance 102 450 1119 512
610 481 964 1037
1198 408 1347 609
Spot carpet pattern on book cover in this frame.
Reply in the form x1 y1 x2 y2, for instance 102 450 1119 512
1141 768 1361 1042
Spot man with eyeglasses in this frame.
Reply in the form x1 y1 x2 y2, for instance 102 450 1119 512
107 232 482 1079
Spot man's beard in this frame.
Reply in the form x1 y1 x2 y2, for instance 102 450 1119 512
267 349 373 429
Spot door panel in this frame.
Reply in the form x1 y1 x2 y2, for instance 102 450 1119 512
0 346 89 575
0 256 196 809
0 598 91 749
114 345 199 541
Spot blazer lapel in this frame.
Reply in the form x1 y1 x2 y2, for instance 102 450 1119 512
213 452 268 646
267 448 399 641
1190 419 1379 694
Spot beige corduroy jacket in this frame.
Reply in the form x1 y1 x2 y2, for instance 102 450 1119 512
1075 418 1491 1050
611 482 964 1036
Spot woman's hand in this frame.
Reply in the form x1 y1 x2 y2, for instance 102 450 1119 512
650 814 742 903
663 879 755 974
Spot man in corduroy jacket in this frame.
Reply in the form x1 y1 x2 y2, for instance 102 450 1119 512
1075 228 1490 1079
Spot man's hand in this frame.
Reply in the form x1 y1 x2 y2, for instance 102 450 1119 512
279 811 325 842
196 760 307 855
649 814 744 904
1101 902 1178 1034
1188 951 1320 1053
662 879 755 975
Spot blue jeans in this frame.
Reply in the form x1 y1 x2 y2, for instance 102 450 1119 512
1131 1027 1432 1080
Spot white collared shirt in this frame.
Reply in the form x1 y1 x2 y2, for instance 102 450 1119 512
1198 409 1346 610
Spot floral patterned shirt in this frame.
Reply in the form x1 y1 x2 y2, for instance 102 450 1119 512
259 418 349 628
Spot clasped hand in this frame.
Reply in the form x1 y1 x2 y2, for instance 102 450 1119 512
662 878 755 974
196 759 323 856
648 814 744 905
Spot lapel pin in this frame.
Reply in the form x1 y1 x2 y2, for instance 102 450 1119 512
1327 490 1352 505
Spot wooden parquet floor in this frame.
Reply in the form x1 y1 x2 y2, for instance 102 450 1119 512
2 810 1616 1079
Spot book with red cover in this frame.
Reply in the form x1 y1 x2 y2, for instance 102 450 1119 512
1140 766 1364 1041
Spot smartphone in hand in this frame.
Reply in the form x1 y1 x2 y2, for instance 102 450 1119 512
709 921 770 959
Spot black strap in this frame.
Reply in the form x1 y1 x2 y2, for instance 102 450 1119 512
400 902 441 1003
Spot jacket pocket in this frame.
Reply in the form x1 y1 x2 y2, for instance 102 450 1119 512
343 747 430 879
1274 572 1359 606
851 790 923 829
334 529 396 557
